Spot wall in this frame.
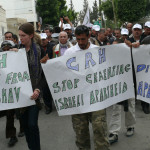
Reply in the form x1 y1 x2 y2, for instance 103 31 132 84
0 0 37 22
0 7 7 44
7 18 27 35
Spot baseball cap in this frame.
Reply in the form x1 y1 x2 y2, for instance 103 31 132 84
40 33 47 39
132 24 142 30
51 33 60 38
1 40 15 50
145 21 150 28
64 24 71 30
92 25 100 31
121 28 129 35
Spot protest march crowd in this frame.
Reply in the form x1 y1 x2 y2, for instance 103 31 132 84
0 15 150 150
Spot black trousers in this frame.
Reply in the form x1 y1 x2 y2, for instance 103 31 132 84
42 82 53 109
21 105 41 150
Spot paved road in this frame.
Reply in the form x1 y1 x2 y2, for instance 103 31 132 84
0 101 150 150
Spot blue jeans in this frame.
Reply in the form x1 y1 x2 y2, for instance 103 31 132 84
21 105 40 150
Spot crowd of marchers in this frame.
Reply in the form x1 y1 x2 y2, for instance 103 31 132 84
0 16 150 150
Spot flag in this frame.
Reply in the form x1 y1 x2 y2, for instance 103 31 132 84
82 8 90 27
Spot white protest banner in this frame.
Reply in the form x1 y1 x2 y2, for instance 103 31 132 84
42 43 135 116
133 45 150 103
0 49 35 111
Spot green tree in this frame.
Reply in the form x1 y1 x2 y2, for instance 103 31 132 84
101 0 150 25
67 0 78 25
59 0 68 17
100 0 114 20
90 0 99 23
36 0 78 27
145 0 150 16
36 0 61 26
116 0 147 23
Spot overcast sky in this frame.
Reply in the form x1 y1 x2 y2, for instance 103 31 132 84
66 0 97 12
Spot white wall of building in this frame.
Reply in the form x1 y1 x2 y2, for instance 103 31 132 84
0 7 7 44
0 0 37 22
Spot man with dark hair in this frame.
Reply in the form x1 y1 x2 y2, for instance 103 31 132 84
44 27 53 42
64 25 110 150
12 34 19 45
106 28 116 44
114 28 121 40
4 31 13 41
126 23 133 38
97 29 110 46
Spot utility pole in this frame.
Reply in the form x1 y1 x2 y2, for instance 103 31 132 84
112 0 117 27
70 0 73 10
99 0 101 16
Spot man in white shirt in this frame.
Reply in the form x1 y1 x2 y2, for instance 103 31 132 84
65 26 98 55
64 25 110 150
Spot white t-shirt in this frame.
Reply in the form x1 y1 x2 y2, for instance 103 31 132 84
64 42 98 56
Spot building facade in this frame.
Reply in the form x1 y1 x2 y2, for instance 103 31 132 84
0 0 37 23
0 6 7 44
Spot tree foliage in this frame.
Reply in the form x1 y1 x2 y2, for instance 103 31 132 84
117 0 147 23
101 0 150 24
100 0 113 20
90 0 99 23
145 0 150 16
36 0 77 26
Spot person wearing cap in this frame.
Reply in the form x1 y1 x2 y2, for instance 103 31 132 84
91 25 100 38
1 40 15 51
141 21 150 43
39 33 54 114
126 23 150 114
108 31 136 144
0 40 25 147
139 21 150 114
128 23 142 44
60 16 76 45
63 24 76 45
60 16 74 32
109 27 137 145
89 25 101 45
40 33 53 56
121 28 129 41
109 24 141 145
2 33 25 146
50 26 61 45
